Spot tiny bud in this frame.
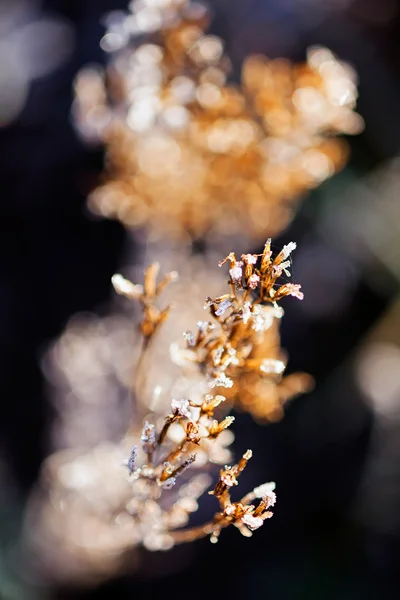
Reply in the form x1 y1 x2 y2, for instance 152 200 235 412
282 241 297 259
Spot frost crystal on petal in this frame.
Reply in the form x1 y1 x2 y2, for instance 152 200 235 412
183 331 195 346
215 298 232 316
209 373 233 388
260 359 285 374
221 471 238 487
282 241 297 259
197 320 214 334
127 445 138 475
229 264 243 284
248 273 260 289
160 477 177 489
252 305 275 332
212 346 224 365
286 283 304 300
263 490 277 508
280 260 291 277
242 253 257 265
171 398 191 419
242 513 264 531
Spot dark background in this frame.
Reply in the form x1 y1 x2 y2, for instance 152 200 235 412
1 1 400 598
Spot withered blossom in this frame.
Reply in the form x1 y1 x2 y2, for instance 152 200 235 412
172 241 313 420
112 395 273 547
27 241 310 583
127 445 138 475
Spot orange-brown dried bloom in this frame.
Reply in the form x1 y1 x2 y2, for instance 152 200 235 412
172 241 313 420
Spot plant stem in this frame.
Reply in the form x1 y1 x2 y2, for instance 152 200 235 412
169 516 226 543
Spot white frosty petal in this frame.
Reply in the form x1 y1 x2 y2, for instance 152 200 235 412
242 513 264 531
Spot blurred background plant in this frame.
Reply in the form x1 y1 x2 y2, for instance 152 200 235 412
1 0 400 599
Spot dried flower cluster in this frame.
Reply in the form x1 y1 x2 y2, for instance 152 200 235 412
120 395 276 549
167 240 313 420
27 241 304 583
73 0 363 242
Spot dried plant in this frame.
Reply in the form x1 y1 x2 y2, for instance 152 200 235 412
109 240 306 547
119 397 276 550
73 0 363 243
26 241 303 583
24 0 362 585
114 239 312 422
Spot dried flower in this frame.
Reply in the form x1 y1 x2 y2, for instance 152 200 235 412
28 240 313 582
172 241 313 420
117 401 272 547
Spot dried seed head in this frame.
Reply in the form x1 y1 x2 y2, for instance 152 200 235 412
241 254 258 265
229 264 243 285
242 513 264 531
248 273 260 289
209 373 233 389
171 398 192 419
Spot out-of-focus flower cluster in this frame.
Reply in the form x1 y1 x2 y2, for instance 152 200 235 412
73 0 363 242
